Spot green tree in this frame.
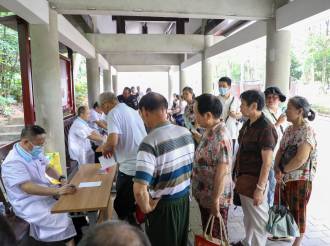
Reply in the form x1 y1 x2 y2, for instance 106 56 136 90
290 52 303 80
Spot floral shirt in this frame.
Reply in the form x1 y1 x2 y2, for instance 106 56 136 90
183 100 196 124
280 122 317 183
192 122 233 208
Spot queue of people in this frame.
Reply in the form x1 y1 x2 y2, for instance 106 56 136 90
0 77 318 246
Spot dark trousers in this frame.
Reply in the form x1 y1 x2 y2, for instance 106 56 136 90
114 172 136 225
232 139 236 156
146 192 189 246
91 142 102 163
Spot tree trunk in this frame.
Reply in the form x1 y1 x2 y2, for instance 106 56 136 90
0 26 6 96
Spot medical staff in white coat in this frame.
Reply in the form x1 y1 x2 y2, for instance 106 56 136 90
68 106 103 167
1 125 77 246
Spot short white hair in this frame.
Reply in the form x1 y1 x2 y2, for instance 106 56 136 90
98 91 118 106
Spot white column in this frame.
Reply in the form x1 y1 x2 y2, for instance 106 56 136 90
179 54 187 106
266 0 291 106
85 34 100 108
103 55 112 92
168 71 175 105
30 9 66 175
202 35 214 94
112 75 118 96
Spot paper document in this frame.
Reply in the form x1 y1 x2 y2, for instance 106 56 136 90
78 181 102 188
183 116 198 134
99 156 116 169
98 168 108 175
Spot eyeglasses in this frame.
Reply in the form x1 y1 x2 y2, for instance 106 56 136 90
29 140 47 148
266 95 279 100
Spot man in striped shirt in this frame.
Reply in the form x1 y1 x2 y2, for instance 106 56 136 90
133 92 195 246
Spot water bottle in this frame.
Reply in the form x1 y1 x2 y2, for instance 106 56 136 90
103 133 107 145
282 106 287 116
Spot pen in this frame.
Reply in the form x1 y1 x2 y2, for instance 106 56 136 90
64 183 77 189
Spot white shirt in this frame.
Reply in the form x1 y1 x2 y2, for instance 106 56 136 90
1 147 76 242
262 106 287 159
101 113 108 132
218 94 240 139
180 101 187 115
88 108 101 133
68 119 95 167
107 103 147 176
138 91 144 101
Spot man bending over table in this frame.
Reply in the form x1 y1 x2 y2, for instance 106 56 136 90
99 91 147 226
1 125 77 245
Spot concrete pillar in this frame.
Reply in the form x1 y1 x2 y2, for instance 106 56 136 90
103 55 112 92
30 9 66 175
168 71 175 105
202 35 214 94
266 0 291 106
112 75 118 96
85 34 100 108
179 54 187 106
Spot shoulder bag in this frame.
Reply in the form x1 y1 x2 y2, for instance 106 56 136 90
225 97 235 123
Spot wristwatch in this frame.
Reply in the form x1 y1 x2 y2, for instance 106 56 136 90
58 175 66 182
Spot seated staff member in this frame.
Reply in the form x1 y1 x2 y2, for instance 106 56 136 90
88 102 108 134
68 106 103 167
117 87 139 110
1 125 77 246
218 77 242 155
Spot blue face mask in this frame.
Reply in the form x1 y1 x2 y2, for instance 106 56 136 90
28 140 43 158
219 88 228 95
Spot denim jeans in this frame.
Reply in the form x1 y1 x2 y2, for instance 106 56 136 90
267 160 276 207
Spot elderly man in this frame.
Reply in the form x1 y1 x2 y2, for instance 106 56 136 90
68 106 103 167
77 220 151 246
1 125 77 245
117 87 139 110
133 92 195 246
98 91 146 225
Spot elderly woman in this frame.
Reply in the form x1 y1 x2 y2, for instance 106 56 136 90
191 94 233 241
274 96 317 246
262 86 287 207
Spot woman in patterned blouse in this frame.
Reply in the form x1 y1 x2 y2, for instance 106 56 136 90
273 96 317 246
191 94 233 241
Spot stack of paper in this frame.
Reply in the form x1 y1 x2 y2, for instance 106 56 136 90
78 181 102 188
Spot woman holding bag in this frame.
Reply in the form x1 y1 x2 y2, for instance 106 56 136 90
274 96 317 246
191 94 233 242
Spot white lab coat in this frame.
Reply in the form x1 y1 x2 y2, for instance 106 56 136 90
68 119 95 167
1 147 76 242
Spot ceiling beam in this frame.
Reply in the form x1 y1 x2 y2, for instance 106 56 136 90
98 54 109 70
181 54 202 70
276 0 330 31
205 21 266 60
107 54 181 66
112 16 189 23
57 14 96 58
48 0 274 20
88 34 205 54
115 65 170 72
1 0 49 24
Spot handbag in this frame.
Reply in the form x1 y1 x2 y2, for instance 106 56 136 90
195 213 230 246
267 185 300 237
135 203 145 224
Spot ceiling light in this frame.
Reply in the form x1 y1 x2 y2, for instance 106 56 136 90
51 6 56 9
267 15 274 18
88 7 96 10
133 9 143 12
